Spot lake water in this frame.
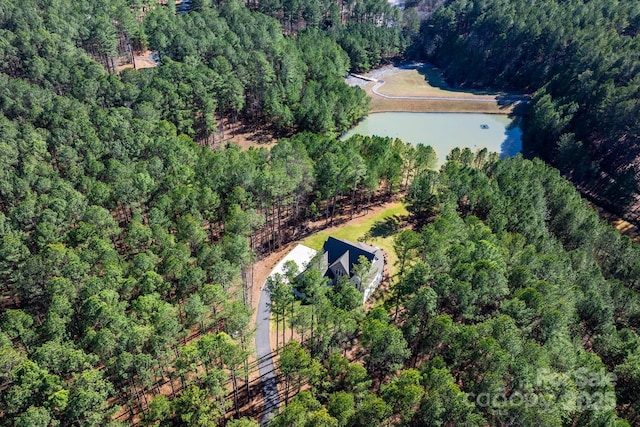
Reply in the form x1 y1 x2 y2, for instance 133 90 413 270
341 112 522 167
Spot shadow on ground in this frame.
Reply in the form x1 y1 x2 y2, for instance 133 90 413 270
365 214 407 239
415 63 498 96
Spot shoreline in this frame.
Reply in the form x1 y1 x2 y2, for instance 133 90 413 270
364 108 523 115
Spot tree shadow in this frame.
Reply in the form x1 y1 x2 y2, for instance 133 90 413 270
500 116 524 158
414 63 500 96
415 63 451 90
365 214 407 239
496 96 532 113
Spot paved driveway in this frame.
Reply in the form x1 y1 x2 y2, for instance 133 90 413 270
255 244 317 424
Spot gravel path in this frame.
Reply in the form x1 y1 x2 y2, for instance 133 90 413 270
255 286 279 425
370 81 528 103
347 62 529 104
345 62 424 88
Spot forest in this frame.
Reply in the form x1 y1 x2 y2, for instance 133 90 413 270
265 150 640 427
1 0 639 426
420 0 640 221
0 0 411 425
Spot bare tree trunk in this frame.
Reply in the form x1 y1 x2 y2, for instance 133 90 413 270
275 309 279 349
163 366 176 398
285 375 290 404
249 260 254 307
350 184 358 219
277 198 283 248
241 335 250 398
310 306 314 353
241 268 248 305
232 369 240 417
331 192 338 224
270 204 276 253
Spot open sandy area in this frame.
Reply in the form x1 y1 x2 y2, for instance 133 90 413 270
116 50 159 73
220 119 278 151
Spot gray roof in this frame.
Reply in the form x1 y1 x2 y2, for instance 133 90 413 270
352 241 379 253
329 250 351 277
322 237 383 283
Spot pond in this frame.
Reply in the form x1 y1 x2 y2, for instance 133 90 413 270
341 112 522 167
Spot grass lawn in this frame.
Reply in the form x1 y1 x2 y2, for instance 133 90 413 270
366 66 524 114
378 65 509 98
302 202 409 276
367 94 515 114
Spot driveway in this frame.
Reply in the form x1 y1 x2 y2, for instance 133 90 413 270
255 244 317 424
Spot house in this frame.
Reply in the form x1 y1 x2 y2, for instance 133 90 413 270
318 236 384 302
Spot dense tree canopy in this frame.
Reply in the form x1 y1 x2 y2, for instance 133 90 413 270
2 0 640 425
141 1 374 136
420 0 640 220
0 0 407 424
270 151 640 427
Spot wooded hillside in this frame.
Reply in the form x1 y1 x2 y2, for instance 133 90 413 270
419 0 640 221
267 152 640 427
0 0 410 425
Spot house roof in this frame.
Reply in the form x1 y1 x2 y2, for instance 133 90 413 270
328 250 351 277
317 237 385 302
351 241 379 253
322 236 383 278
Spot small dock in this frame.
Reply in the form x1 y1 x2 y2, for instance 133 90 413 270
350 73 379 82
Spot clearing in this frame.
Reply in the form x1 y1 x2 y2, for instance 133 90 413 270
301 201 409 277
347 63 528 114
249 200 409 319
248 199 409 419
116 50 159 73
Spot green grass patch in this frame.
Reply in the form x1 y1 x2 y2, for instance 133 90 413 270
302 202 409 276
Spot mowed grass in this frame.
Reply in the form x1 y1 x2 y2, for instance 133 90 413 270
367 93 515 114
378 66 503 99
302 202 409 276
366 66 522 114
